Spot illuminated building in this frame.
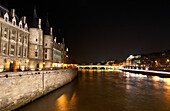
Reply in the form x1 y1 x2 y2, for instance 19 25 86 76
126 50 170 70
0 5 29 72
0 4 68 72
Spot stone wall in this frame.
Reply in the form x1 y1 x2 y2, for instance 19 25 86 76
0 68 77 111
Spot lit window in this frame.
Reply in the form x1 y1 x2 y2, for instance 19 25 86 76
3 43 7 54
19 38 21 42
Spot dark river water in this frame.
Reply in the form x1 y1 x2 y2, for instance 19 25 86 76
17 70 170 111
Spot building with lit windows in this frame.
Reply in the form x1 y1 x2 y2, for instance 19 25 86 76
125 50 170 70
0 5 29 72
0 4 68 72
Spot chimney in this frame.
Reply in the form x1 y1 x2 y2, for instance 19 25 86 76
23 16 26 24
50 27 53 35
38 18 41 29
54 37 57 43
62 38 64 43
11 9 15 17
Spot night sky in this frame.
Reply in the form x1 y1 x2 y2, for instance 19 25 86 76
2 1 170 64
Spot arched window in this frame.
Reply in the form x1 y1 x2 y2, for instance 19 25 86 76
4 12 9 22
19 21 22 28
12 17 16 26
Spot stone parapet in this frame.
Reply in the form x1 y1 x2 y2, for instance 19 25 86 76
0 68 78 111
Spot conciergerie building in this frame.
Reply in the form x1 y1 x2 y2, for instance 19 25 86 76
0 4 68 72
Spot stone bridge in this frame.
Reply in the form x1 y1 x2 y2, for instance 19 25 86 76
77 65 119 70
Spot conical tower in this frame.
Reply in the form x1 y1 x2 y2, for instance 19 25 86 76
43 14 53 68
28 6 44 70
29 6 38 28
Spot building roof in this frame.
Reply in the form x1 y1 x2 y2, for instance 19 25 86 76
44 15 50 35
0 4 20 24
29 7 38 28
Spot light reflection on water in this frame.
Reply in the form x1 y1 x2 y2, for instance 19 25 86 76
17 71 170 111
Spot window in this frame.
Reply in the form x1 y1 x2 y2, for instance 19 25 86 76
35 51 38 57
45 43 47 46
11 45 15 49
19 38 21 42
45 54 47 59
4 34 7 38
3 43 7 54
19 24 22 28
12 36 15 40
3 65 6 71
13 21 15 25
12 30 15 34
3 49 6 54
18 46 21 56
37 64 39 68
36 38 38 42
4 59 6 63
5 17 8 22
24 48 26 57
11 51 14 55
45 49 47 53
4 28 7 32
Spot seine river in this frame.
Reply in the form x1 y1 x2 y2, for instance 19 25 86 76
17 70 170 111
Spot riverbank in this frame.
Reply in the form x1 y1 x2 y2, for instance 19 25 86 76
120 68 170 77
0 68 78 111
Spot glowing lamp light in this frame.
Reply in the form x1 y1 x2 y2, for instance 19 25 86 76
11 61 13 63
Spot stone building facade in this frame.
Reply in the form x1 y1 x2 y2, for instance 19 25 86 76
0 5 68 72
0 6 29 72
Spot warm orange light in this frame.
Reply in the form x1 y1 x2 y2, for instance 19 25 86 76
167 59 169 62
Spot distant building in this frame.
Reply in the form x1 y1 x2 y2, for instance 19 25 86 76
0 4 68 72
125 50 170 69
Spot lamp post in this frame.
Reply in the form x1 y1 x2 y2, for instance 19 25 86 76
43 62 45 70
19 61 21 71
166 59 169 67
26 59 29 71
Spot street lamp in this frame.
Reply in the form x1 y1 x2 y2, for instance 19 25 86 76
43 62 45 70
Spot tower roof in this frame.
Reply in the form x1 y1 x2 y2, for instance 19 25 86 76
44 14 50 35
29 6 38 28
